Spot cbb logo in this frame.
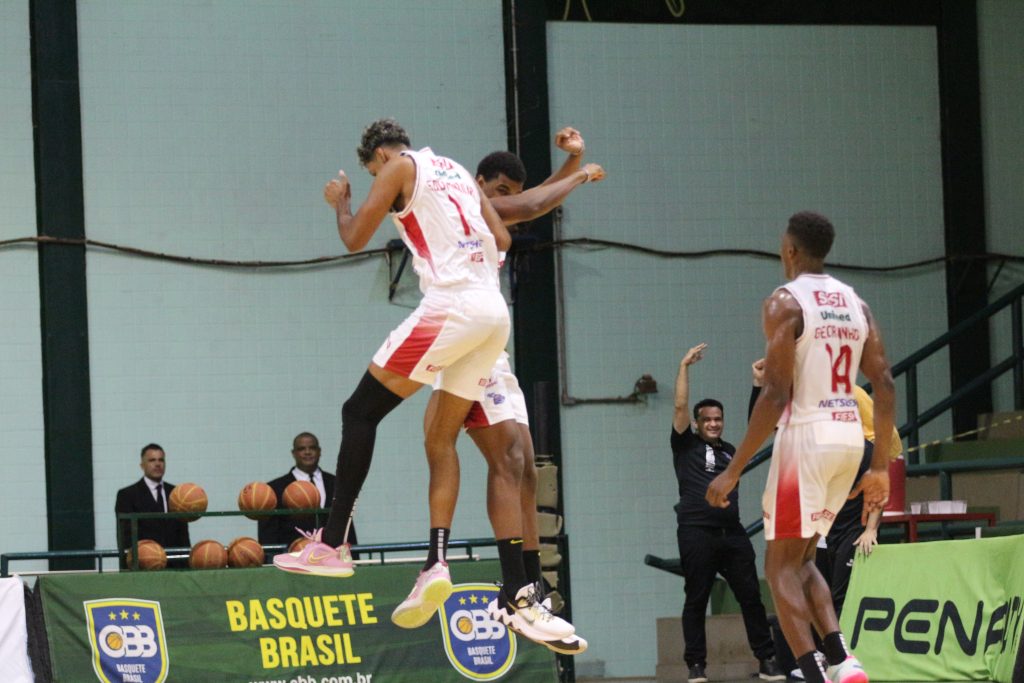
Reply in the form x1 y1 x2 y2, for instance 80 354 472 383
97 623 159 658
438 584 516 680
448 607 506 642
84 599 169 683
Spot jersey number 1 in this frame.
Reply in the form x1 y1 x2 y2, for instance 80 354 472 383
826 343 853 394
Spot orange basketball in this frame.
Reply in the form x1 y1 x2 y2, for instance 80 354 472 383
127 540 167 571
227 537 265 568
282 480 320 512
288 536 312 554
237 482 277 520
168 483 208 522
189 540 227 569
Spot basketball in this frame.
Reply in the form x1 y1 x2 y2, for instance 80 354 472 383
227 536 265 568
237 482 277 519
288 536 311 554
168 482 208 522
189 540 227 569
127 539 167 571
282 480 320 513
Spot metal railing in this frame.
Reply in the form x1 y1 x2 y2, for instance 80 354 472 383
1 524 499 577
872 280 1024 458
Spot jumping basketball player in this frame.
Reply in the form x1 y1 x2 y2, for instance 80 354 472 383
406 128 604 653
706 211 895 683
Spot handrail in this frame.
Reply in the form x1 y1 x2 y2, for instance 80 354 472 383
888 281 1024 378
867 280 1024 455
1 537 498 578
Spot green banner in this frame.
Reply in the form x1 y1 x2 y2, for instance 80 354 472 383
840 535 1024 682
38 560 557 683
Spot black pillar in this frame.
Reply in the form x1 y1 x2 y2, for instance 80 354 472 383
937 0 992 435
503 0 560 440
30 0 95 568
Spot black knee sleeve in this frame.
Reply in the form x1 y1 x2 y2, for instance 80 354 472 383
342 371 404 425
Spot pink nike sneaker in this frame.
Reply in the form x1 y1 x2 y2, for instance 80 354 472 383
272 528 354 578
827 656 869 683
390 562 452 629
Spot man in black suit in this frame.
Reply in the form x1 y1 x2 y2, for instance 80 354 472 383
115 443 191 567
258 433 357 553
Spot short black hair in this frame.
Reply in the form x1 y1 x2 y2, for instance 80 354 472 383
693 399 724 421
356 118 411 166
476 151 527 184
292 432 320 449
140 443 164 458
787 211 835 260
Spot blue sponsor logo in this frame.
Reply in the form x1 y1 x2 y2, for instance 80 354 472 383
488 392 506 406
438 583 516 680
84 599 169 683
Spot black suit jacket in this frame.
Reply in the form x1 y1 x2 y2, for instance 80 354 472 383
115 479 191 562
257 469 357 550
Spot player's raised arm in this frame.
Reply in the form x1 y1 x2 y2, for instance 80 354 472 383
706 291 801 507
490 163 605 226
323 155 414 252
849 301 896 520
479 192 512 252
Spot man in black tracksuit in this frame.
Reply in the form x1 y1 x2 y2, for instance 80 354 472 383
672 344 784 683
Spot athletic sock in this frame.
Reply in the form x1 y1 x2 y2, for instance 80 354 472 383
523 549 542 586
424 527 450 570
822 631 849 666
497 538 529 602
796 651 828 683
322 371 403 547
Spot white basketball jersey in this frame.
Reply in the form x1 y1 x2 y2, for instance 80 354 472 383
776 273 869 426
391 148 500 293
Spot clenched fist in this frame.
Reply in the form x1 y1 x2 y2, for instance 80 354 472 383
555 127 585 156
323 170 351 209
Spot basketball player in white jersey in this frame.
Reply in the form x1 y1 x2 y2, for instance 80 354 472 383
706 212 896 683
274 117 509 581
417 130 605 654
275 118 577 647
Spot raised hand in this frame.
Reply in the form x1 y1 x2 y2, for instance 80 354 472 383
681 342 707 367
555 127 585 156
751 358 766 387
323 170 351 209
582 163 606 183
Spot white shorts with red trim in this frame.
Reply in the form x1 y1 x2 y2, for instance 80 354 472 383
372 287 510 402
462 351 529 430
762 420 863 541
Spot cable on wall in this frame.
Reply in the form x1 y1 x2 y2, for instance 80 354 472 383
1 233 1021 273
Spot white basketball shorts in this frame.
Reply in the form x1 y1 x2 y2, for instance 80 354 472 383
372 287 510 402
462 351 529 430
762 420 864 540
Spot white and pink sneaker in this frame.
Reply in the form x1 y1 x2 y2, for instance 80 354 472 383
827 656 869 683
272 529 354 578
390 562 452 629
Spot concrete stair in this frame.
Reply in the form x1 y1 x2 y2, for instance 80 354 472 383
656 614 765 683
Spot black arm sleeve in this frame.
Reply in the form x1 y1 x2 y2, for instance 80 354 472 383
748 385 762 422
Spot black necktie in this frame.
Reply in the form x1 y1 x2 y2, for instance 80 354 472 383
155 483 165 512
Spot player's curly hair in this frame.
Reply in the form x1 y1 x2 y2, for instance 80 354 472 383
787 211 835 259
476 151 527 184
356 118 411 166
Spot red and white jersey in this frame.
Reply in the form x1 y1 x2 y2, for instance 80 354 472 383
776 273 869 426
391 148 500 293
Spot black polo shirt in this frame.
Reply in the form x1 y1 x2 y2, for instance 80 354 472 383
671 425 742 529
